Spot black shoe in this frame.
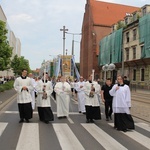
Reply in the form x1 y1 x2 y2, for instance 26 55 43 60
86 119 90 123
25 119 29 123
45 121 49 124
79 111 81 113
90 119 95 123
82 112 86 115
19 119 24 123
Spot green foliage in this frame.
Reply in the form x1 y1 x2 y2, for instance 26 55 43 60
116 22 125 30
0 20 13 71
11 55 31 75
0 81 14 92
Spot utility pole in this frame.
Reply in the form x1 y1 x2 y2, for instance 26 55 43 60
60 26 68 56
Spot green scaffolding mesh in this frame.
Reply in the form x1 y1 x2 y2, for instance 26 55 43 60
98 28 123 66
139 13 150 58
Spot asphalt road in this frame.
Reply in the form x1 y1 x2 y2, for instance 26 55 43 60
0 96 149 150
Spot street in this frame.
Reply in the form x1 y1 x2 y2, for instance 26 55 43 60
0 95 150 150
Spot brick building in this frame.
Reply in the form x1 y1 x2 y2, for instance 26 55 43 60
80 0 139 79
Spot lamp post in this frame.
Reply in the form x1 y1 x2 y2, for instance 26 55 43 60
102 63 115 84
65 32 81 56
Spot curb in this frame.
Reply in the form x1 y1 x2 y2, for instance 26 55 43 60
0 94 17 111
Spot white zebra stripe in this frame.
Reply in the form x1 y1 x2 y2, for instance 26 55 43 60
0 123 8 136
53 123 84 150
82 123 127 150
135 123 150 132
16 123 39 150
108 123 150 149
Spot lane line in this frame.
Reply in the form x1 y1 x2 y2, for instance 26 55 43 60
82 123 127 150
108 123 150 149
16 123 39 150
4 111 83 115
53 123 84 150
135 123 150 132
0 123 8 136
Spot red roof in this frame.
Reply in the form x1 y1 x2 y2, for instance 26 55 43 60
90 0 139 26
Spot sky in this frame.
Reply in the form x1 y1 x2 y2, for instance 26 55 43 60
0 0 150 70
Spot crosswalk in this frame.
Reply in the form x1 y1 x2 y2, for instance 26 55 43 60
0 121 149 150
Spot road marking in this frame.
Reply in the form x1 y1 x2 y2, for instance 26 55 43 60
82 123 127 150
53 123 84 150
108 123 150 149
67 117 74 124
135 123 150 132
4 111 83 115
16 123 39 150
0 123 8 136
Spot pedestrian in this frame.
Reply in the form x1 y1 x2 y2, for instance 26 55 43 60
70 79 74 97
28 73 36 110
14 69 33 123
123 76 130 86
51 76 56 100
35 72 54 124
101 78 113 121
54 76 71 119
76 76 86 114
109 75 135 132
84 75 101 123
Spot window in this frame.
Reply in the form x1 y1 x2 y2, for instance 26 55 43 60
133 69 136 81
126 48 129 61
126 32 129 43
140 68 145 81
133 29 137 40
133 47 136 59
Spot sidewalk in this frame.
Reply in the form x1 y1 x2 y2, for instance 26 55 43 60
0 89 17 110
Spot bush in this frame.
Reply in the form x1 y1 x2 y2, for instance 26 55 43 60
0 81 14 92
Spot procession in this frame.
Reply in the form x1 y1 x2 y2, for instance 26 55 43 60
13 68 135 133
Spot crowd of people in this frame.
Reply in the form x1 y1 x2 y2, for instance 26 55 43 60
13 69 134 132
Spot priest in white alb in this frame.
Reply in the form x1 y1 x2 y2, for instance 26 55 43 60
54 76 71 119
76 76 86 114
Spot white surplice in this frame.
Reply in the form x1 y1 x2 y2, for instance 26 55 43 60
76 81 86 112
14 77 33 104
54 82 71 117
30 78 36 109
84 81 100 106
109 84 131 114
35 80 53 107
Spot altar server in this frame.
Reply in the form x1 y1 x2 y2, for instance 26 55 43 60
14 69 33 123
109 75 135 132
84 75 101 123
35 73 54 124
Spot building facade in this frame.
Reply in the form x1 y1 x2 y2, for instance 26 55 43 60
99 5 150 89
0 5 21 77
80 0 139 79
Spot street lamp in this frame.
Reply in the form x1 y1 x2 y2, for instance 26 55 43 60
65 32 81 55
102 63 115 83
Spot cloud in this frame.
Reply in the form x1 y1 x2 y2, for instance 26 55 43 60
10 13 35 23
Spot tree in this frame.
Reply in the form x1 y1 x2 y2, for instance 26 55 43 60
0 20 13 71
11 55 31 75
